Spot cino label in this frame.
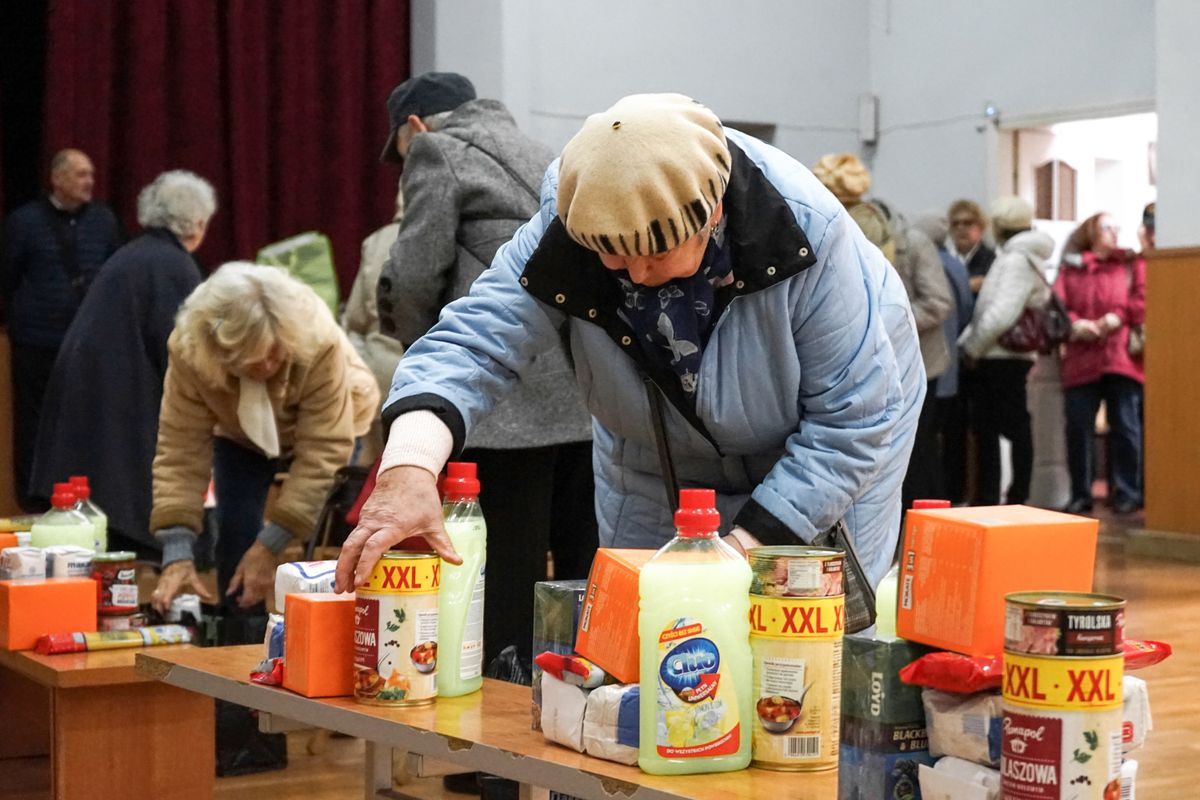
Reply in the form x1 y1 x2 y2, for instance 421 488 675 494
749 596 845 639
655 618 741 758
1002 652 1123 711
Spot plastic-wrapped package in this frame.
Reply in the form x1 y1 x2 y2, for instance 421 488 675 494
583 684 639 765
918 756 1000 800
44 545 94 578
922 689 1002 766
264 614 285 660
1122 676 1152 752
531 580 587 730
540 672 588 753
273 561 338 612
840 635 934 799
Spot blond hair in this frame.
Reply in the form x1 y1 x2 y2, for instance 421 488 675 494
174 262 331 385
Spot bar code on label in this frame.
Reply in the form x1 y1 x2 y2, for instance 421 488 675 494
785 735 821 758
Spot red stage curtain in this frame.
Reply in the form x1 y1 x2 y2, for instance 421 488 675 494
42 0 409 294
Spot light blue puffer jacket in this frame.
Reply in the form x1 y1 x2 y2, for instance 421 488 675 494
383 130 925 587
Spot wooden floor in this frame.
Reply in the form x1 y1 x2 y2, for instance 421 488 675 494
6 513 1198 799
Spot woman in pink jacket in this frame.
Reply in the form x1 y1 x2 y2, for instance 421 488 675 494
1054 213 1145 515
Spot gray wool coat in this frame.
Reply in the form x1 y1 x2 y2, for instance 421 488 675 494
377 99 591 449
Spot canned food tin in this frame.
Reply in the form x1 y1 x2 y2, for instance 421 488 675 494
353 552 440 706
748 547 845 772
91 552 139 615
1005 592 1125 656
1001 650 1123 799
749 546 845 598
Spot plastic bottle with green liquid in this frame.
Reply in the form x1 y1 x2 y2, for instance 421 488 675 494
638 488 752 775
29 484 95 549
437 462 486 697
69 475 108 552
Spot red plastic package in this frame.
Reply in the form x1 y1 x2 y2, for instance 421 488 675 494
1122 639 1172 670
900 638 1174 693
250 657 285 686
899 651 1003 693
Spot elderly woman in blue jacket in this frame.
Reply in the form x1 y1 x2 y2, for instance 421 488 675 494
336 94 924 595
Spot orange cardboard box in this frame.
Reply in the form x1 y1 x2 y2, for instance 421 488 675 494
0 533 19 551
896 505 1098 656
0 578 98 650
574 548 656 684
284 593 356 697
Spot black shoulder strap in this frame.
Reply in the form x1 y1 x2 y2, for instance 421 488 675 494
463 140 540 202
43 199 86 300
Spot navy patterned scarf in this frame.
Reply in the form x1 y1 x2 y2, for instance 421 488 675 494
615 220 733 399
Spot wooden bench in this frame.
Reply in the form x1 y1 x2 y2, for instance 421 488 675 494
0 645 214 800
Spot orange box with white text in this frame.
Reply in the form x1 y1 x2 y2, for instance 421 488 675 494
573 548 656 684
896 505 1097 656
284 593 356 697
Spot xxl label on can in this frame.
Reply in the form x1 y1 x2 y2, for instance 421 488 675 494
1002 652 1123 799
354 555 440 705
1002 653 1123 711
750 594 843 771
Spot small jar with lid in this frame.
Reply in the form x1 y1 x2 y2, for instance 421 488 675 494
91 552 139 615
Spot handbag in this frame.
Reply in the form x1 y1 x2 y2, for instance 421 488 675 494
642 378 877 634
997 255 1070 354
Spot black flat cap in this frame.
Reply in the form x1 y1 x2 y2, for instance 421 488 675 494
380 72 476 163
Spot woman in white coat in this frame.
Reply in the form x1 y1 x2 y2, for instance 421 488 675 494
958 197 1054 505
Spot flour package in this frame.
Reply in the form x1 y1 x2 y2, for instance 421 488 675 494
582 683 639 765
274 561 339 612
1122 676 1152 752
918 756 1001 800
922 688 1002 767
539 672 588 753
0 547 46 580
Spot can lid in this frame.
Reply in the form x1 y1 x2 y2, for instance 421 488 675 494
51 482 77 509
912 499 951 509
674 488 720 537
69 475 91 499
443 461 480 499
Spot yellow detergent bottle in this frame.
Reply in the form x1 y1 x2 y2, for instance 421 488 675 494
437 462 486 697
29 483 95 550
638 488 753 775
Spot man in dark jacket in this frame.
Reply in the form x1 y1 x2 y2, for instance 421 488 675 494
31 170 215 552
376 72 594 663
2 149 121 509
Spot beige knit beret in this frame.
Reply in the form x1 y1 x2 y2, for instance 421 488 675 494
812 153 872 204
557 93 731 256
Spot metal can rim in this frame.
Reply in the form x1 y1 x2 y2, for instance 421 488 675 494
1005 590 1126 610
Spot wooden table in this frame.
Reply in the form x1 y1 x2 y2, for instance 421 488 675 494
138 645 838 800
0 645 214 800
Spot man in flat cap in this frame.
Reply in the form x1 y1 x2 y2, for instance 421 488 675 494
375 72 594 665
345 93 924 629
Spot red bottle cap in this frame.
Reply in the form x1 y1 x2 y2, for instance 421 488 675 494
51 482 77 509
69 475 91 500
443 462 480 500
674 488 720 538
912 499 951 509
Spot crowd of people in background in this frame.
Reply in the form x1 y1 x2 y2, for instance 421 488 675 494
812 154 1149 515
1 80 1153 644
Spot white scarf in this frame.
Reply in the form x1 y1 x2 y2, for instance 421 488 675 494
236 377 280 458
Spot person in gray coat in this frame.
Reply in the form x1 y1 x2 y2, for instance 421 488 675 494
376 72 594 662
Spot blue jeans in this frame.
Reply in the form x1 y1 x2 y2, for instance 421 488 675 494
213 437 283 618
1064 375 1143 506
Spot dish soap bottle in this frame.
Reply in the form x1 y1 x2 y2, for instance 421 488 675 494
876 498 951 640
638 488 752 775
437 462 486 697
69 475 108 552
29 483 95 550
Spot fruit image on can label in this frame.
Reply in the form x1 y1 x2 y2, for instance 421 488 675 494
353 552 439 706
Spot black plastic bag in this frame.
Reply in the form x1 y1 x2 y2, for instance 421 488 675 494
484 645 532 686
207 613 288 777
